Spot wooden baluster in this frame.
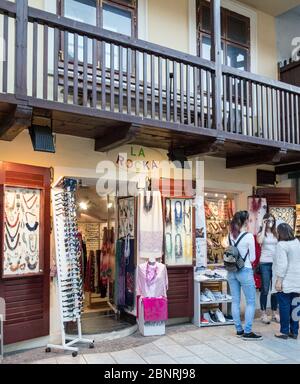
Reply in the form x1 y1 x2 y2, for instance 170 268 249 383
73 33 78 105
143 52 147 118
101 40 106 110
32 21 38 98
110 43 114 112
127 48 131 115
180 63 184 124
186 65 191 125
92 38 97 108
166 59 171 122
63 31 68 104
119 46 123 113
53 28 59 102
151 55 155 119
194 66 198 127
135 50 139 116
158 57 163 121
43 25 48 100
83 36 88 107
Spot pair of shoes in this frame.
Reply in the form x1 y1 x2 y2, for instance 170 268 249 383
289 333 298 340
210 309 226 323
200 292 212 303
213 292 232 301
261 313 271 325
202 310 226 324
272 314 280 323
275 333 289 340
237 330 244 338
243 332 263 341
225 315 234 322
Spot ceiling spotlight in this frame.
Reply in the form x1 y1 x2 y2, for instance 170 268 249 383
79 201 88 211
215 194 218 198
205 193 208 197
224 195 227 199
107 202 113 209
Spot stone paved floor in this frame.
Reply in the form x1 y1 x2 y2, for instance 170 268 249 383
2 320 300 364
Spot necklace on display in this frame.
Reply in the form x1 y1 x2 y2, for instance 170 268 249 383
25 212 39 232
175 201 183 228
143 193 153 213
5 191 16 211
25 255 38 271
5 221 20 242
165 232 172 259
7 253 22 272
29 234 38 253
165 199 172 226
175 233 183 259
23 193 38 211
5 233 20 251
5 212 20 228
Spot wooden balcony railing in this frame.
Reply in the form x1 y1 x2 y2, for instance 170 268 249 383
0 0 300 148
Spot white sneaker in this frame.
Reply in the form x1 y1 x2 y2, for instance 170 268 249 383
200 293 211 302
261 313 271 325
204 289 216 301
215 309 226 323
203 312 213 323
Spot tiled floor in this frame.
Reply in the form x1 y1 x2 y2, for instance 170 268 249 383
3 320 300 364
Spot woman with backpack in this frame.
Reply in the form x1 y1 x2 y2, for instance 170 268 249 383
257 214 280 325
227 211 263 341
273 223 300 340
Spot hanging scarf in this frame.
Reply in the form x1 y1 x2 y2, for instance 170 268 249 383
146 262 158 286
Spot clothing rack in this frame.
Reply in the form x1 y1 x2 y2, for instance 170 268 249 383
46 181 94 357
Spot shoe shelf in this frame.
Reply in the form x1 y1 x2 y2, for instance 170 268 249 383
193 277 234 328
200 299 232 305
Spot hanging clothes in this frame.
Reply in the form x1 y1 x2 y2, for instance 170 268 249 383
125 237 135 308
115 239 126 307
248 197 267 236
137 191 163 261
84 250 96 293
137 261 168 298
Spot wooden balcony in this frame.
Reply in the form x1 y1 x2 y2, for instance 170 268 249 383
0 0 300 168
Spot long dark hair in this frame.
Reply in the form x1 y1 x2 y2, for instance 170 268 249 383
258 213 278 239
230 211 249 240
277 223 295 242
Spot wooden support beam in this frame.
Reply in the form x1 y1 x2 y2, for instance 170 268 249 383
0 105 33 141
15 0 28 98
211 0 223 131
186 137 225 157
275 162 300 175
94 124 138 152
226 148 288 169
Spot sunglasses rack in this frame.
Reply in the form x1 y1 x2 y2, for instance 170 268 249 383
46 179 94 357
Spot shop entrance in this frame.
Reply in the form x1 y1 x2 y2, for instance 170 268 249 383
67 178 133 335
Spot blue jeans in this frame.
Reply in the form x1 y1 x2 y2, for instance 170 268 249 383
228 268 256 334
276 292 300 336
260 263 278 311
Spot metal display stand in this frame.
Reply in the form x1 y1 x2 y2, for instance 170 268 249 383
46 180 94 357
194 277 234 328
0 315 3 361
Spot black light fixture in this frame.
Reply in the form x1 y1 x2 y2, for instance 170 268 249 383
167 147 190 169
29 125 56 153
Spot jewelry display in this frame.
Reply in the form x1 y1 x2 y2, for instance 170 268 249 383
3 187 40 277
164 198 193 266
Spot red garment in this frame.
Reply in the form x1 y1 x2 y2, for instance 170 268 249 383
252 235 262 289
137 296 168 322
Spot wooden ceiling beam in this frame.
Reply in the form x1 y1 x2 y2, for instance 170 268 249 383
94 124 139 152
0 104 33 141
185 137 226 157
226 148 288 169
